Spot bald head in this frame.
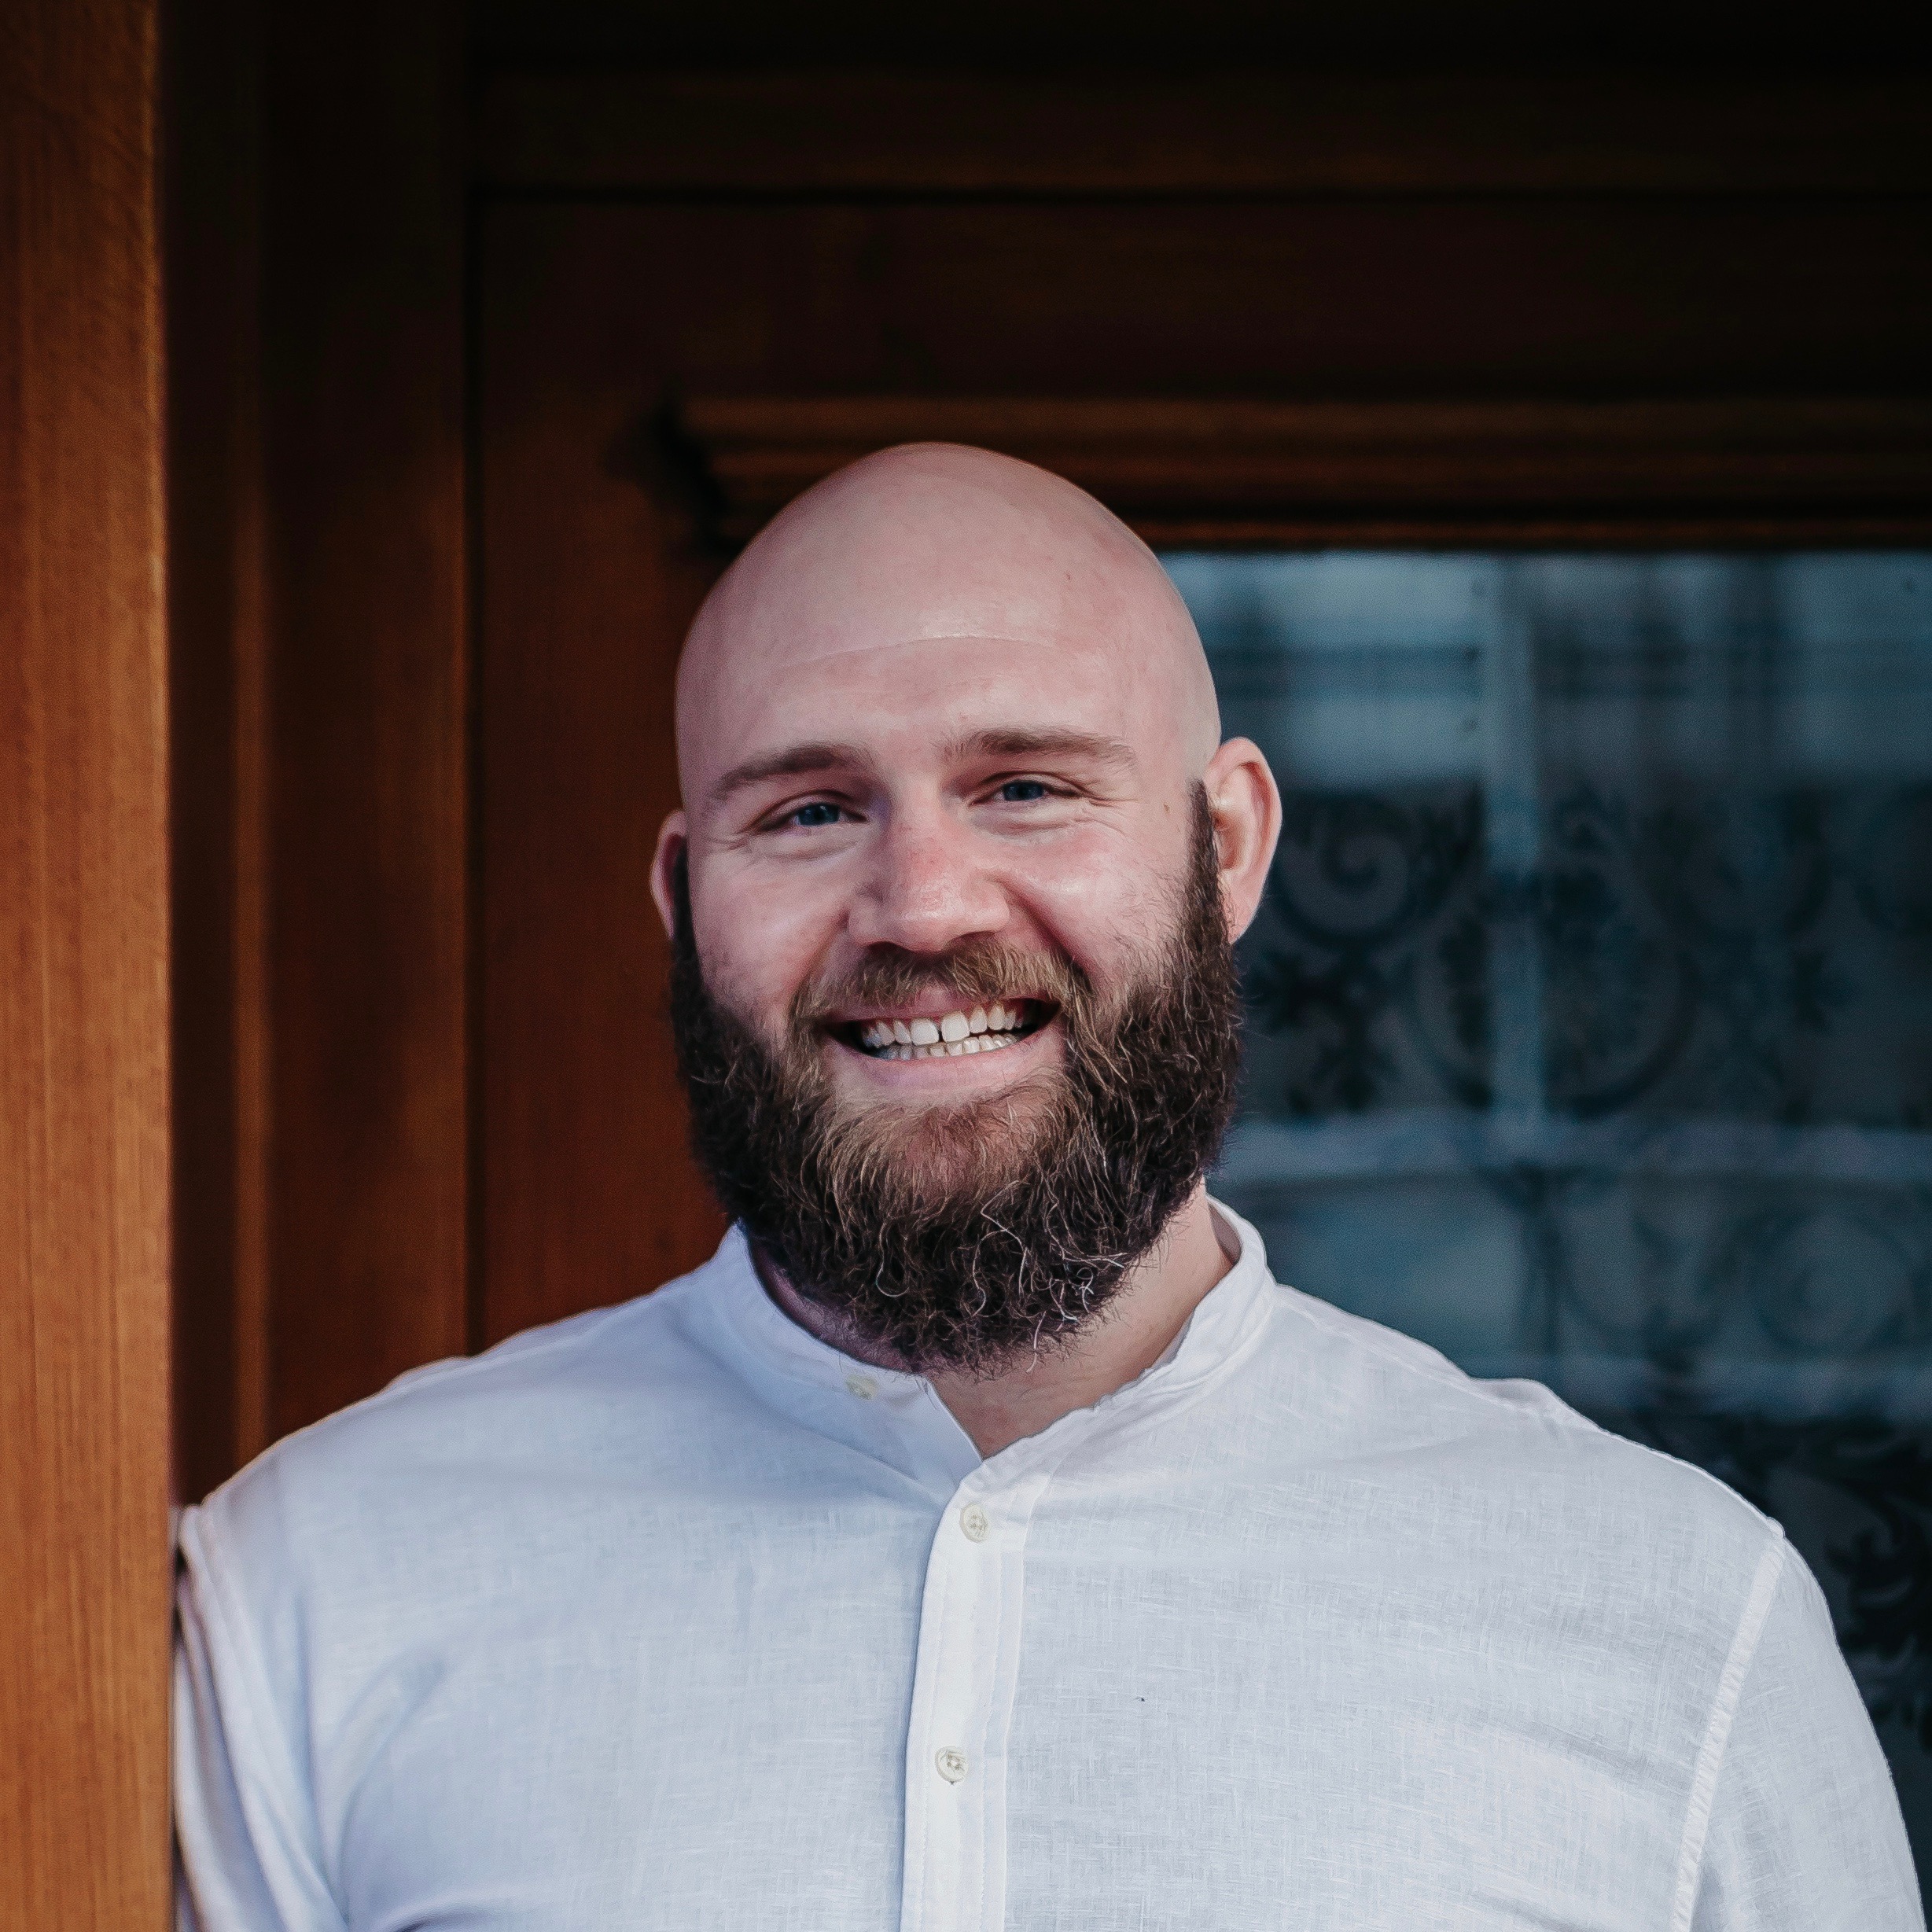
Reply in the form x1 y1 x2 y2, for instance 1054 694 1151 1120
676 443 1221 804
651 438 1279 1086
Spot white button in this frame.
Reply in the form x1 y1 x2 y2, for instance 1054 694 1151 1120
935 1746 969 1783
845 1374 877 1400
959 1503 990 1542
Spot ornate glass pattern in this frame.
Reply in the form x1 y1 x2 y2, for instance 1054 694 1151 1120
1168 552 1932 1863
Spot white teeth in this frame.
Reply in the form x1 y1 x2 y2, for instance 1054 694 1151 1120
892 1033 1010 1059
857 1000 1038 1058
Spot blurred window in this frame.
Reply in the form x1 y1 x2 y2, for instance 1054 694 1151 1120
1169 550 1932 1854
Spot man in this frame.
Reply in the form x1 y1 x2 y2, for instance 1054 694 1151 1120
175 445 1919 1930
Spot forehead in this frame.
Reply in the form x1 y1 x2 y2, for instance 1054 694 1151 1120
703 631 1150 796
676 484 1202 797
672 448 1213 804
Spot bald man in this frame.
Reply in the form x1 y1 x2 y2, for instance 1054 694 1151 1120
175 447 1918 1932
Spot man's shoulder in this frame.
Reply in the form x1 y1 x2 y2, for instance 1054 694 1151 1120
181 1244 748 1591
294 1253 723 1448
1249 1275 1780 1577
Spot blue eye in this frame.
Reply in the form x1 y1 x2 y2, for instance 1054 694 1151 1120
789 801 843 828
998 780 1051 803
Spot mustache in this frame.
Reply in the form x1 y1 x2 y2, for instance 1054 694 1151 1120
789 940 1091 1030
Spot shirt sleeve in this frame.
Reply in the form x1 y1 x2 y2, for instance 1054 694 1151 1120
1688 1536 1923 1932
174 1503 349 1932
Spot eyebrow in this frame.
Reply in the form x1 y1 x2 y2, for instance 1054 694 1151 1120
708 742 875 808
940 727 1136 770
707 727 1137 810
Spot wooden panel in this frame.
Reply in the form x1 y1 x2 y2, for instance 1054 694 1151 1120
478 69 1932 197
480 280 729 1346
682 395 1932 546
494 199 1932 401
0 0 173 1922
258 1 469 1437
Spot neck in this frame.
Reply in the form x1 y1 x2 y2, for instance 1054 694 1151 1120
755 1186 1238 1458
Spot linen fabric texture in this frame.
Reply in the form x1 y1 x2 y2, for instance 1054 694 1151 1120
175 1208 1921 1930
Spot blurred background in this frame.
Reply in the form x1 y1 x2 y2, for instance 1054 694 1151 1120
161 0 1932 1871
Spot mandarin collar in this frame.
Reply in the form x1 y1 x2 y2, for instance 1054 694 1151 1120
695 1202 1277 1499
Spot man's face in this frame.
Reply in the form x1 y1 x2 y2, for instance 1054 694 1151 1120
680 627 1202 1124
651 447 1279 1366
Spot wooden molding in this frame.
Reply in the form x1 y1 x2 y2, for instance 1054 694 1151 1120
477 68 1932 197
674 394 1932 547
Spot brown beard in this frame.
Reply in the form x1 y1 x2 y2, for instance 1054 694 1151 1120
668 790 1242 1374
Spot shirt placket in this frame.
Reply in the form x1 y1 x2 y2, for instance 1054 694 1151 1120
898 1459 1059 1932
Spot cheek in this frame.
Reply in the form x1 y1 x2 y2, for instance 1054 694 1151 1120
1006 827 1186 977
690 866 841 1021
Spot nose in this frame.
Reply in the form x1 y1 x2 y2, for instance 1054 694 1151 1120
845 797 1011 955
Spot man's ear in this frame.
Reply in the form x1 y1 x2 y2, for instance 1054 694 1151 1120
1202 738 1281 943
649 811 688 941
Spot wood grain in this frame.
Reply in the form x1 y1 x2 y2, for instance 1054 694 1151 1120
258 0 469 1437
490 198 1932 409
480 263 730 1345
0 0 173 1922
477 68 1932 197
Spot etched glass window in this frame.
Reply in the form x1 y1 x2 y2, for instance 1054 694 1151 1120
1169 551 1932 1860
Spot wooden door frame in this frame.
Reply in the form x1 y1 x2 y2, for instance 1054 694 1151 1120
7 24 1910 1923
2 2 173 1922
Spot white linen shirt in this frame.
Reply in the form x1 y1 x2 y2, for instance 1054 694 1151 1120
175 1208 1921 1931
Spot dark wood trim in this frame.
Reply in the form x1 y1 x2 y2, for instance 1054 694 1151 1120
677 394 1932 546
256 0 470 1448
0 0 173 1919
476 68 1932 197
167 0 273 1508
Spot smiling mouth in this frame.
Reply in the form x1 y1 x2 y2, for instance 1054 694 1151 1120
841 999 1051 1062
